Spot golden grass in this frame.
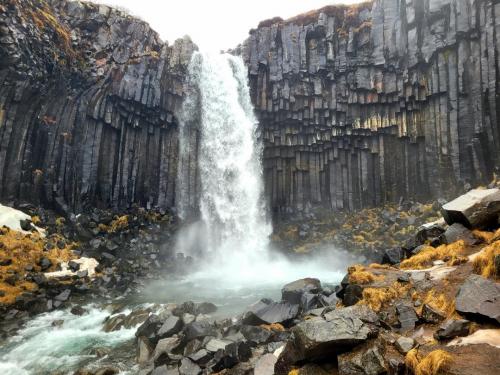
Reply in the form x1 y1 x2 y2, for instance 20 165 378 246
416 290 455 318
369 263 394 270
348 264 385 284
98 215 129 233
400 241 468 270
358 282 410 312
0 227 75 305
260 323 285 332
405 349 452 375
472 240 500 279
288 370 299 375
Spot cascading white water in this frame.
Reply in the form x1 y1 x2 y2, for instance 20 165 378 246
177 52 271 264
174 51 346 289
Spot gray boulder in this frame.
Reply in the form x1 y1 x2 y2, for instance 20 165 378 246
277 306 378 365
158 315 183 338
281 278 321 305
441 188 500 228
455 275 500 323
440 223 479 246
338 344 386 375
434 319 470 340
243 299 299 325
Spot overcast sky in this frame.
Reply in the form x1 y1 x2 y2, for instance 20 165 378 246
89 0 364 51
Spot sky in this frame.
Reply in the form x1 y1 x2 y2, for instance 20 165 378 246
89 0 364 51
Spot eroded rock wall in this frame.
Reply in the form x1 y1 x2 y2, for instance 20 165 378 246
241 0 500 213
0 0 195 212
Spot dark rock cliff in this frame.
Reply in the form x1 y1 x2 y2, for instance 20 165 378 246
1 0 499 216
0 0 195 212
241 0 500 213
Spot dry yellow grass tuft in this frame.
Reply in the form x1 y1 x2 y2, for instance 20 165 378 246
288 369 299 375
348 264 385 284
0 227 75 305
472 240 500 279
418 290 455 317
472 229 495 243
260 323 285 331
400 241 467 269
109 215 129 232
359 282 409 312
405 349 452 375
369 263 394 270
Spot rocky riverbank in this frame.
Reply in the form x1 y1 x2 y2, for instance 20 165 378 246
121 188 500 375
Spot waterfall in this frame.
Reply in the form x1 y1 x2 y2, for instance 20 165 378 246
177 52 271 263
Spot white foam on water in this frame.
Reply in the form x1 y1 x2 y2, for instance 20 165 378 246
0 306 138 375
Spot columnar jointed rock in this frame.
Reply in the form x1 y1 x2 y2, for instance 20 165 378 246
0 0 196 211
240 0 500 213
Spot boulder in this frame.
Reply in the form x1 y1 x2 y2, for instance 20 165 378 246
277 307 378 365
396 303 418 332
394 336 415 354
183 320 217 341
455 275 500 323
441 188 500 228
205 338 232 352
209 341 252 372
342 284 363 307
439 223 479 246
338 344 386 375
153 337 181 366
137 336 153 364
240 325 272 344
434 319 470 340
158 315 183 338
178 358 201 375
188 349 213 365
243 299 299 325
281 278 321 305
136 314 162 344
421 304 446 324
195 302 217 315
254 353 277 375
382 248 405 265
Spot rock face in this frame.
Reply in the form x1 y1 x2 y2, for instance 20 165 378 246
1 0 499 215
240 0 500 212
0 0 195 211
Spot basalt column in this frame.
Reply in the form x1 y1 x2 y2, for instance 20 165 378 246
241 0 500 213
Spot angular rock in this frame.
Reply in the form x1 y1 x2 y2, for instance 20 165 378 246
434 319 470 340
158 315 183 338
442 189 500 228
179 358 201 375
243 299 299 325
440 223 479 246
342 284 363 307
455 275 500 323
396 303 418 332
254 353 277 375
394 336 415 354
153 337 181 366
382 248 405 265
281 278 321 305
183 320 217 341
338 344 386 375
277 312 377 364
240 325 272 344
421 304 446 324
